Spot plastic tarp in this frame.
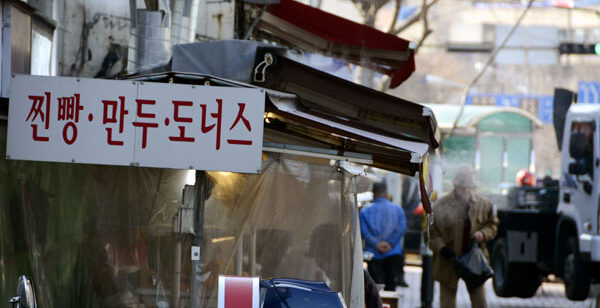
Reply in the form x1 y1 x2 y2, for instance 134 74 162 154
1 129 363 308
201 155 363 307
171 40 283 83
1 138 190 307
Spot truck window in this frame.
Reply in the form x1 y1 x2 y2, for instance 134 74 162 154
569 121 595 179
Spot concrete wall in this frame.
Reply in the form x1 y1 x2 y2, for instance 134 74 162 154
57 0 130 78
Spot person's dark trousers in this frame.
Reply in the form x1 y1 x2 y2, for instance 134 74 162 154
367 254 402 291
364 269 384 308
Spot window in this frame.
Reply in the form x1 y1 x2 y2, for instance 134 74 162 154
2 2 55 97
31 18 54 76
569 121 595 179
9 3 54 75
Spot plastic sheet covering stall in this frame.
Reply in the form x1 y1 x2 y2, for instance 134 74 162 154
1 133 361 307
1 137 191 307
199 156 361 307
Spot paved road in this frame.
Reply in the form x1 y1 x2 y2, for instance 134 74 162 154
396 266 599 308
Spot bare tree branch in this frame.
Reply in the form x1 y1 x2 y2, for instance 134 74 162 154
447 0 534 138
391 0 439 35
386 0 403 33
415 30 432 54
350 0 372 23
373 0 389 11
351 0 392 25
414 0 432 54
375 0 430 91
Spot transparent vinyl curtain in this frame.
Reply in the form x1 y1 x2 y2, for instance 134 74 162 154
0 138 363 308
199 157 362 307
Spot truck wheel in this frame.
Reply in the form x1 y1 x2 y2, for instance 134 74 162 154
563 237 590 301
491 239 540 298
491 239 514 297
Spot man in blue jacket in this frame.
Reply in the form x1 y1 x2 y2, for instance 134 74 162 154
360 181 407 291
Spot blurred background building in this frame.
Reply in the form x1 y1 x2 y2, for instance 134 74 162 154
389 0 600 192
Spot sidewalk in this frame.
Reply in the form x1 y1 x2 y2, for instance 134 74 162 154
396 266 599 308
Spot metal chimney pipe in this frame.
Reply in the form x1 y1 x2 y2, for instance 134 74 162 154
128 0 172 73
135 9 171 73
127 0 138 73
171 0 200 46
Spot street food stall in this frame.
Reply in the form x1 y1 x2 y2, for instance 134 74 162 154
0 67 435 307
2 30 438 308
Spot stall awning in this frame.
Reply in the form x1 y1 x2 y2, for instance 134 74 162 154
122 72 435 175
252 47 439 151
263 89 428 174
255 0 415 88
171 41 437 151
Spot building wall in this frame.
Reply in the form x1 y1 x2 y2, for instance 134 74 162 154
387 0 600 179
57 0 130 78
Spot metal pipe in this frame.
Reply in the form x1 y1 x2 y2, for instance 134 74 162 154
235 236 243 275
420 241 433 308
171 0 200 45
172 238 182 308
135 9 171 73
190 171 209 308
339 167 347 296
242 4 269 40
250 226 256 276
127 0 137 73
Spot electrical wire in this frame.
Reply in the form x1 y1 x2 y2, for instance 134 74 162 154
446 0 534 139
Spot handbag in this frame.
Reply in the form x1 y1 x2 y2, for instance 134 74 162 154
456 239 494 290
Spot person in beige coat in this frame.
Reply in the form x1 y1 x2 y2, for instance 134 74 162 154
429 164 499 308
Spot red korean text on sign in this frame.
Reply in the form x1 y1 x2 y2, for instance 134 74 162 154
227 103 253 146
57 93 83 145
102 96 129 146
168 100 195 142
132 99 159 149
26 92 52 142
200 99 223 150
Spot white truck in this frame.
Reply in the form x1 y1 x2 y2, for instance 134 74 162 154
491 89 600 300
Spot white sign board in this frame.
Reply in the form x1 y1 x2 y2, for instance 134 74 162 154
7 75 265 173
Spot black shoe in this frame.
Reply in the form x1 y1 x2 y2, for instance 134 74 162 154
397 280 409 288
